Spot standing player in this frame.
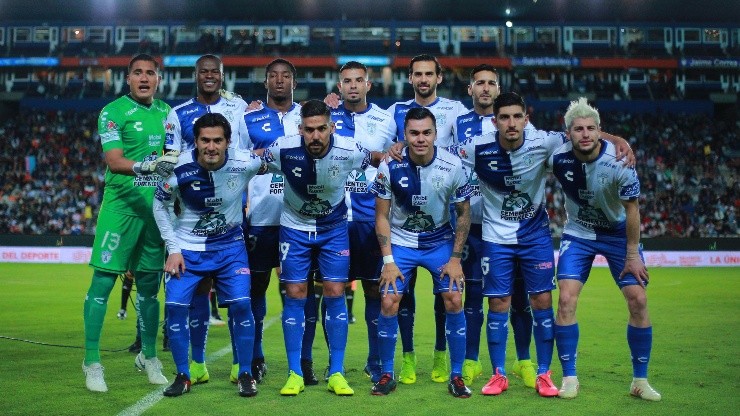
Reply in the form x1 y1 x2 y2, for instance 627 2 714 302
550 98 660 401
387 54 469 384
329 61 397 383
450 92 634 398
154 113 267 397
241 58 321 385
162 54 250 386
82 54 171 392
455 64 536 388
371 107 473 398
259 100 383 396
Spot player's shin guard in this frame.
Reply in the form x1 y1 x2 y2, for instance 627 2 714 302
510 286 533 361
365 295 381 368
283 297 307 375
230 300 255 376
398 291 416 352
84 271 116 363
627 325 652 378
377 314 399 376
532 308 555 374
302 289 317 361
446 310 466 377
324 295 348 374
486 311 509 374
554 323 579 377
434 294 447 351
166 304 191 376
135 272 162 359
189 293 210 364
251 294 266 360
463 280 483 361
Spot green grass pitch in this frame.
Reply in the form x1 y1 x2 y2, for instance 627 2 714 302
0 264 737 415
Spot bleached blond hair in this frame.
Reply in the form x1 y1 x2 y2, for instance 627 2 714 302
564 97 600 130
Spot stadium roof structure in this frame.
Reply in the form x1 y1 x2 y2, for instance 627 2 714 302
1 0 738 24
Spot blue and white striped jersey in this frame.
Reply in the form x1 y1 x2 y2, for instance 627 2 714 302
263 134 372 232
242 103 302 226
330 103 396 222
388 97 468 147
451 129 565 244
164 94 249 152
153 148 266 253
371 147 472 249
549 140 640 241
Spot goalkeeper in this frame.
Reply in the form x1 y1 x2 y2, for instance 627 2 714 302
82 54 177 393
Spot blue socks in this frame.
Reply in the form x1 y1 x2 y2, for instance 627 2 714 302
627 325 652 378
532 308 555 374
486 311 509 375
554 323 579 377
446 310 466 377
166 304 191 376
377 314 399 376
229 300 255 376
365 296 381 369
189 293 210 364
463 280 484 361
282 297 306 375
324 295 348 374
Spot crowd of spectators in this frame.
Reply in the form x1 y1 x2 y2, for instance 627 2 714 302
0 107 737 238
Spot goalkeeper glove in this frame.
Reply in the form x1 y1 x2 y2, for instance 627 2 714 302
132 160 157 176
155 150 180 178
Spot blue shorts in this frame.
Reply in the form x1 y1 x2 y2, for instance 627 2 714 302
245 225 280 273
279 225 350 284
385 241 461 295
349 221 382 281
165 245 251 306
481 237 556 298
462 224 484 283
557 234 647 289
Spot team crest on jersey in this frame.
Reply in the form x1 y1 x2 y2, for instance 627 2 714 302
222 110 234 121
597 173 609 186
193 212 228 236
436 114 446 128
299 197 332 217
402 211 435 232
431 175 444 191
328 164 340 179
366 122 377 135
501 190 536 221
227 175 238 190
100 250 112 264
523 155 534 167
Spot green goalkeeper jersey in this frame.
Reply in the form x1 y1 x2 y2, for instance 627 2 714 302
97 94 171 216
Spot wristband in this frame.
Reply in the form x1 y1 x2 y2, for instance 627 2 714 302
450 251 463 258
382 255 395 264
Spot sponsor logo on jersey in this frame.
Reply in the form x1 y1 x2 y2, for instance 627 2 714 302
193 212 228 236
180 170 198 179
501 190 536 221
412 195 428 206
331 154 349 161
235 267 250 275
459 116 475 123
575 205 611 229
402 211 435 232
285 154 305 160
251 114 270 123
434 165 451 173
620 181 640 198
504 175 523 186
298 197 333 217
205 197 223 207
308 184 325 194
182 108 199 115
578 189 595 199
125 107 138 116
105 120 118 131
